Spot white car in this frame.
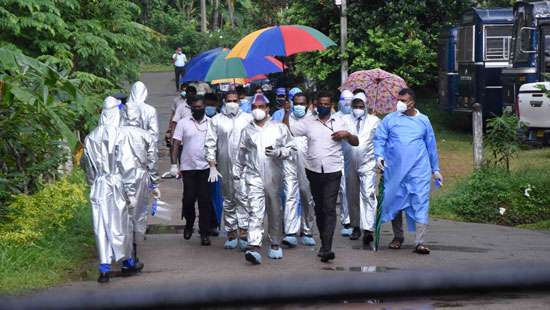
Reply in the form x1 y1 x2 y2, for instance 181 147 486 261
517 82 550 144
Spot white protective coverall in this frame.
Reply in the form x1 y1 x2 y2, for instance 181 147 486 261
233 119 296 247
333 111 351 227
83 97 131 265
115 103 159 237
341 112 380 231
204 110 253 233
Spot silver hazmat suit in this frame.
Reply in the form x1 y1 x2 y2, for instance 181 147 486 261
233 119 296 247
283 113 315 236
128 81 159 144
115 103 159 237
83 97 132 265
342 113 380 231
205 110 253 233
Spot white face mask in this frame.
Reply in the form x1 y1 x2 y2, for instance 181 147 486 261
225 101 239 115
252 108 267 121
352 108 365 118
396 100 408 113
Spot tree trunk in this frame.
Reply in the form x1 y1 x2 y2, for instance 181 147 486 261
200 0 207 32
226 0 235 28
212 0 219 31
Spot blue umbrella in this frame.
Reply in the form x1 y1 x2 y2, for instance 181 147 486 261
181 47 284 82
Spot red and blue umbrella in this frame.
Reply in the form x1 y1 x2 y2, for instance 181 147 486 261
182 47 284 82
226 25 336 59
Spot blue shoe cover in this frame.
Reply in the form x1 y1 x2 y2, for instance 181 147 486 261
302 236 316 246
340 227 353 236
238 238 248 251
282 235 298 248
268 247 283 259
224 238 238 249
245 250 262 264
122 258 135 268
99 264 111 273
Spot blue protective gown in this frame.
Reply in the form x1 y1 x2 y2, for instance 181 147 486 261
373 111 440 231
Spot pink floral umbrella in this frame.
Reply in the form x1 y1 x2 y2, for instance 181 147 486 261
340 69 408 115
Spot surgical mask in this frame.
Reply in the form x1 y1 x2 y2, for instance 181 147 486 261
341 105 352 114
205 106 217 117
352 108 365 118
225 101 239 115
252 108 267 121
192 108 205 120
180 91 186 98
293 105 307 118
240 98 249 108
316 106 331 118
396 100 407 113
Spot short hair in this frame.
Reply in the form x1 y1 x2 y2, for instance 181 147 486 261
204 93 218 102
225 90 238 99
352 88 365 95
187 85 197 94
188 95 204 105
235 85 246 96
293 92 307 102
317 91 332 101
398 88 416 101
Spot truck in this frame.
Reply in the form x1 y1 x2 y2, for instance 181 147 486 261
503 1 550 144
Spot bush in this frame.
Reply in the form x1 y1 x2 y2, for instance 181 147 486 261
433 168 550 226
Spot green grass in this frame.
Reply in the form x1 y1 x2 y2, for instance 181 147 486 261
140 63 173 72
518 220 550 230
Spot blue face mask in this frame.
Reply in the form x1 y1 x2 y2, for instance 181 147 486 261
293 105 307 118
317 106 331 117
180 91 186 98
240 98 249 108
341 105 352 114
205 106 217 117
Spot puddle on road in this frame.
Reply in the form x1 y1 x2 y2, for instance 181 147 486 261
146 224 184 234
352 243 488 253
322 265 398 273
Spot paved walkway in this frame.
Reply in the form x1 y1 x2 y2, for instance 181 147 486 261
43 72 550 306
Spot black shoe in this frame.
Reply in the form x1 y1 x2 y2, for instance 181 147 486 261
363 231 374 246
350 227 362 240
209 228 219 237
201 235 211 246
121 261 144 276
97 272 110 283
184 226 194 240
319 251 335 263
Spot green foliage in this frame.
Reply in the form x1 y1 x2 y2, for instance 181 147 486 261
484 114 523 172
432 168 550 226
0 168 94 294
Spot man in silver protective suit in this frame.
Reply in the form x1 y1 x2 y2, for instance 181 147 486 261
334 90 354 236
83 96 137 283
281 92 316 247
205 90 253 250
115 102 160 265
341 92 380 247
234 94 296 264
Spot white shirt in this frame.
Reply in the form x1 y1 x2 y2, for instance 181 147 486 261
172 99 192 122
290 114 352 174
172 116 209 171
173 53 187 67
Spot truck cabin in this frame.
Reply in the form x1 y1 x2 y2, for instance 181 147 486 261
455 7 513 114
438 27 458 112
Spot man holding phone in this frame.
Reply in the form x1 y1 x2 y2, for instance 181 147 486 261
286 92 358 263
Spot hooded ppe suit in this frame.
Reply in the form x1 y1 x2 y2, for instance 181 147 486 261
233 120 296 247
333 111 351 227
84 97 132 265
115 103 160 237
341 113 380 231
128 81 159 144
373 111 440 239
283 113 316 236
205 110 254 233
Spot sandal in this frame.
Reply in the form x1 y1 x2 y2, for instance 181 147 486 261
388 237 404 249
414 244 431 255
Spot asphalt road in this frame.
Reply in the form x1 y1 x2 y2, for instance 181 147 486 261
28 72 550 308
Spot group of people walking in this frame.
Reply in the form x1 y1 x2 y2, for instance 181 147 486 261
84 79 443 283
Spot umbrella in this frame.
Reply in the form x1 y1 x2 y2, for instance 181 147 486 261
211 74 267 85
340 69 408 115
182 48 284 82
226 25 336 59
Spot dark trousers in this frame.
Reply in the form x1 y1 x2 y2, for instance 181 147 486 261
306 169 342 253
175 66 185 90
181 169 212 236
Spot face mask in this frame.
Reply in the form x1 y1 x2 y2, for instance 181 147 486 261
180 91 186 98
317 106 331 118
205 106 217 117
240 98 249 108
396 100 407 113
341 105 352 114
352 108 365 118
225 101 239 115
293 105 307 118
252 108 267 121
192 108 205 120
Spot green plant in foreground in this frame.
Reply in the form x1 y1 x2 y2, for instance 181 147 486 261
484 114 523 172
